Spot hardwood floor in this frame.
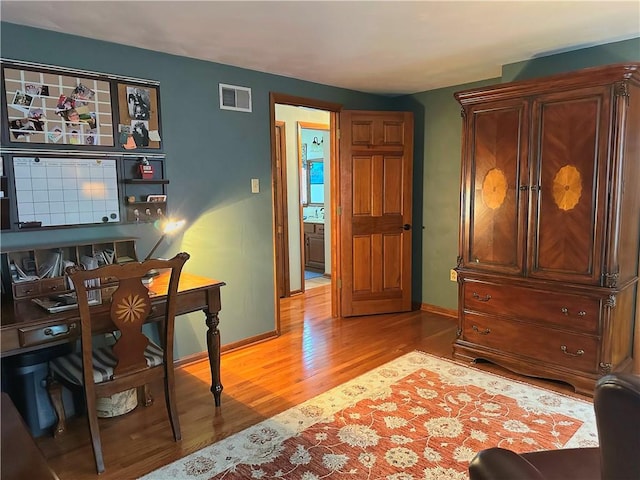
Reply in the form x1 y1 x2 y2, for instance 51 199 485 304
36 285 588 479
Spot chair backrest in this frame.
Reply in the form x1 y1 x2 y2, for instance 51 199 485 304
66 252 190 382
594 372 640 480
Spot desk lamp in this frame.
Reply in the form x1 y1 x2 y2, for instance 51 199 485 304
144 218 186 261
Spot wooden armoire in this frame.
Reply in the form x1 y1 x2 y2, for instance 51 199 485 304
453 63 640 395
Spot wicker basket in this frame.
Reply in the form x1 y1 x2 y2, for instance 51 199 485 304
96 388 138 418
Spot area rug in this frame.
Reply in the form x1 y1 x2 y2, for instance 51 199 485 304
305 270 323 280
141 351 598 480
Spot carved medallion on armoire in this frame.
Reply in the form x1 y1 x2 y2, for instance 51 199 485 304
453 63 640 395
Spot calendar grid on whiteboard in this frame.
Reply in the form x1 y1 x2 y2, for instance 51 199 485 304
13 157 119 227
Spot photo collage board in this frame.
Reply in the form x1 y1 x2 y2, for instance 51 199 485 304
117 83 161 149
1 60 162 150
3 67 115 146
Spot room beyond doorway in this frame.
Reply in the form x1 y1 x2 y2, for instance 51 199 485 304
270 93 342 331
274 105 331 296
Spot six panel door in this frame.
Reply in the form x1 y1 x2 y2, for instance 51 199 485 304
339 111 413 316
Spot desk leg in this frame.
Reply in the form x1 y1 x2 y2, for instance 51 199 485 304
204 289 223 406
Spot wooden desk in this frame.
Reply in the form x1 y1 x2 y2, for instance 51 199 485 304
1 392 59 480
0 272 226 406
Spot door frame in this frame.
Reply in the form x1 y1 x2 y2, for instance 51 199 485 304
269 93 342 332
274 120 290 298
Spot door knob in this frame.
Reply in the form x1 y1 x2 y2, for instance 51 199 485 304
403 224 411 231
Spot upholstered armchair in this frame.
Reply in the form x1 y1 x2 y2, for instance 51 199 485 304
468 373 640 480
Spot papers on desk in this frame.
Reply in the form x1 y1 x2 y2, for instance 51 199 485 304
9 261 39 282
77 255 102 304
38 251 63 278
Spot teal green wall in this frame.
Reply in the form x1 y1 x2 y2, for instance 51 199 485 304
1 21 638 357
399 78 497 310
503 37 640 82
401 37 639 312
0 22 394 359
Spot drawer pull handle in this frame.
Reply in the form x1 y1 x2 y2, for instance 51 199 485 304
472 325 491 335
561 308 587 317
472 292 491 302
44 323 77 337
560 345 584 357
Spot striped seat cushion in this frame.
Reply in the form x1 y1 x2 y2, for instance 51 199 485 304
50 341 164 385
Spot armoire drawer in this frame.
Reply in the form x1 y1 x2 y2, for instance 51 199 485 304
462 312 599 373
463 281 600 334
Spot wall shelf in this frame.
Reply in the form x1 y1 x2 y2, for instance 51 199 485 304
123 179 169 185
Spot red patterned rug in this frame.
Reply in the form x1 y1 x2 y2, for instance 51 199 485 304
142 352 597 480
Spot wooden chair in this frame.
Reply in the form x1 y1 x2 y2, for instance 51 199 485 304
47 252 190 474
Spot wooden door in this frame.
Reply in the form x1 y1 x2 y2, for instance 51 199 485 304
528 87 610 285
339 111 413 316
461 100 529 275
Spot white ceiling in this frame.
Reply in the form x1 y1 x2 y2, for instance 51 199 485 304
1 1 639 95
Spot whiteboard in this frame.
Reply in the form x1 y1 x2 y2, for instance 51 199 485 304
13 157 120 227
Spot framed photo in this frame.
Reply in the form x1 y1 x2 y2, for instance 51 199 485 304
117 83 161 149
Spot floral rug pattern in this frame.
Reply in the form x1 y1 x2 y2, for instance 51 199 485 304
141 352 597 480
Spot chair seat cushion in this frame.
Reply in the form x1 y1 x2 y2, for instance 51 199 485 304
521 447 600 480
50 340 164 385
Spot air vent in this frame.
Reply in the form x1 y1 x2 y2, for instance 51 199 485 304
219 83 252 112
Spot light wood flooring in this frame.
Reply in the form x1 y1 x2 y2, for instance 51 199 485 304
35 285 588 479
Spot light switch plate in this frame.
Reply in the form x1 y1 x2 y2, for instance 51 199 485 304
251 178 259 193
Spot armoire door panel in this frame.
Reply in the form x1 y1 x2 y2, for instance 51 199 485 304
529 88 609 284
464 102 528 274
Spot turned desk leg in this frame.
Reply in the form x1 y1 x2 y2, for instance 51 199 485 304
204 299 223 407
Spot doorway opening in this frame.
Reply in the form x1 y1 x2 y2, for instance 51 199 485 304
270 94 342 332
